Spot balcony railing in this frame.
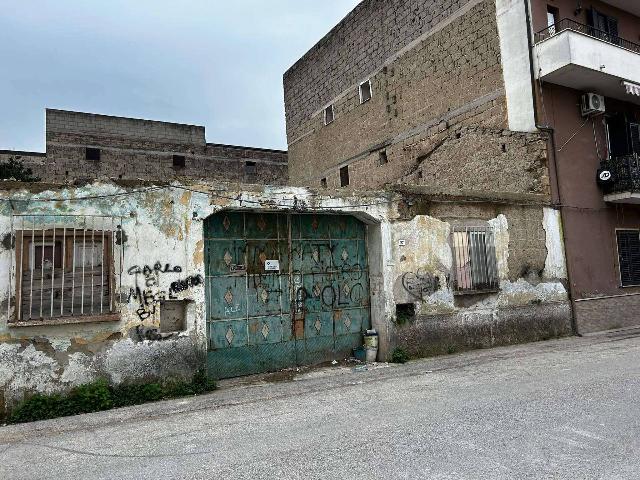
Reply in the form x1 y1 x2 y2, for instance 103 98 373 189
600 154 640 194
535 18 640 55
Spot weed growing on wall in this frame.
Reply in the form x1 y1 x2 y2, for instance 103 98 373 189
0 158 40 182
8 370 216 424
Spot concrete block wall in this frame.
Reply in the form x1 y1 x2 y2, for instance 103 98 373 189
46 109 207 145
1 110 288 185
284 0 551 198
284 0 476 139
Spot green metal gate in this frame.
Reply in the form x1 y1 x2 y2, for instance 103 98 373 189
205 212 371 379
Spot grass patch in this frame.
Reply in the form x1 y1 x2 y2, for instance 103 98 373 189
390 347 411 364
8 369 216 424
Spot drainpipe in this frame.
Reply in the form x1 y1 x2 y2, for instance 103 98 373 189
523 0 580 335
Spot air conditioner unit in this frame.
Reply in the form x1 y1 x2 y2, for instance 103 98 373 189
581 93 606 116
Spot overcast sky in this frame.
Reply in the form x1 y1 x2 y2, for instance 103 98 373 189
0 1 360 152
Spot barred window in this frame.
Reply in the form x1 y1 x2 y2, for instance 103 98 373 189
451 226 499 293
7 215 124 323
616 229 640 287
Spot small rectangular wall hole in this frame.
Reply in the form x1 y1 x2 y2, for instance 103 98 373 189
245 161 257 182
340 165 350 187
160 300 187 332
173 155 186 168
396 303 415 324
379 150 388 165
320 178 327 188
86 148 100 161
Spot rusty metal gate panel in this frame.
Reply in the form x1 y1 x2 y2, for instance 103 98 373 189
205 212 370 379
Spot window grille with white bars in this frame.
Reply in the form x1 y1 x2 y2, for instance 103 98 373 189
451 226 499 293
5 215 124 323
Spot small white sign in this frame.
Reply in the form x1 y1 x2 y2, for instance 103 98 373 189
398 240 407 247
265 260 280 271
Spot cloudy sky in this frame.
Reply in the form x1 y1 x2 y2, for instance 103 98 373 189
0 1 360 152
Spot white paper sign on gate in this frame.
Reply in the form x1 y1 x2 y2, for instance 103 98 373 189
265 260 280 271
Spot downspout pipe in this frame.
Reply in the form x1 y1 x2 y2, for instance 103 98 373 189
523 0 580 335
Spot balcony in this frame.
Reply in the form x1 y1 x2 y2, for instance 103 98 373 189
534 19 640 105
600 154 640 203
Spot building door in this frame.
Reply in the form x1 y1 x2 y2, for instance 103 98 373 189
204 212 371 379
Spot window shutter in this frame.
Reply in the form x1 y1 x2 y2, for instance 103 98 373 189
607 17 619 38
592 10 607 31
617 230 640 286
607 115 630 157
630 123 640 155
586 8 595 27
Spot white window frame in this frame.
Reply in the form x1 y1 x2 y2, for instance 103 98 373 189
324 104 335 125
359 79 372 104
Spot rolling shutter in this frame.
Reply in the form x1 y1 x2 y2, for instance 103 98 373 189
617 230 640 286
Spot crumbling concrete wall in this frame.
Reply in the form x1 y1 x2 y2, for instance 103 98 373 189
0 181 393 417
0 181 570 417
387 203 571 357
0 182 211 417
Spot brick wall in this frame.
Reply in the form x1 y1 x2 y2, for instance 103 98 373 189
1 110 288 185
284 0 551 198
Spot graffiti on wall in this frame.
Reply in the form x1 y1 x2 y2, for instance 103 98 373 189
401 269 441 300
127 262 202 320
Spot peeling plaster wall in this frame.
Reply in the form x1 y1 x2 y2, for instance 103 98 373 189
0 181 395 415
0 181 571 415
388 207 572 357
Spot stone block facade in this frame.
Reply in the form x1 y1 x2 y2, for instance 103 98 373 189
1 109 288 185
284 0 550 198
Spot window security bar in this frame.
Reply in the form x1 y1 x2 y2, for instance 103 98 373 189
451 226 499 293
6 215 124 323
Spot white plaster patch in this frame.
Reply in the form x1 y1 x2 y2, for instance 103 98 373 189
495 0 537 132
415 287 456 315
49 338 72 352
391 215 451 305
488 214 510 281
60 352 96 385
0 343 62 405
497 279 568 308
542 207 567 280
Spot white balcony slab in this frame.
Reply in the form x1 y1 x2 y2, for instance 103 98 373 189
604 192 640 204
534 30 640 105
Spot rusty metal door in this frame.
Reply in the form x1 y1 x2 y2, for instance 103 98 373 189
205 212 370 379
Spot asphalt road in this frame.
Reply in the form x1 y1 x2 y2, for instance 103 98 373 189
2 329 640 479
